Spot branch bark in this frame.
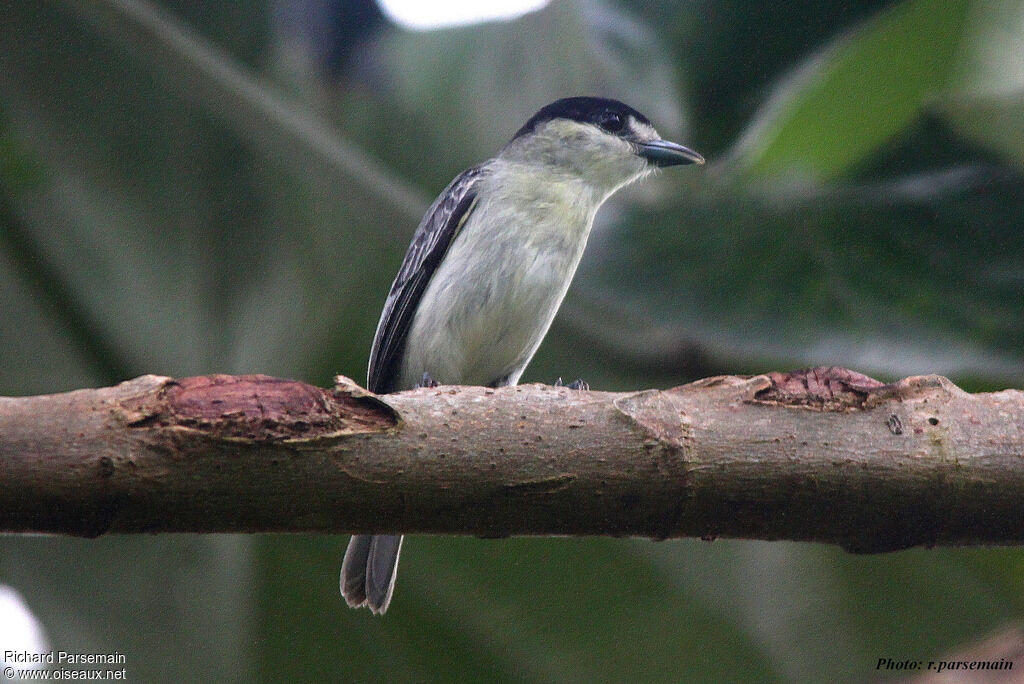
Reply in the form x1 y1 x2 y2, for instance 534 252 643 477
1 367 1022 553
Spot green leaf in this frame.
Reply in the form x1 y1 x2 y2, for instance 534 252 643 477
733 0 970 180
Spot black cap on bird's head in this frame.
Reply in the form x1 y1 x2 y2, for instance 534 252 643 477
512 97 652 140
511 96 704 168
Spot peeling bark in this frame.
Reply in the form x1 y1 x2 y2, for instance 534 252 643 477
1 368 1022 553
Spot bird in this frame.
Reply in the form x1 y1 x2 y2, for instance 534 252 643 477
341 96 704 614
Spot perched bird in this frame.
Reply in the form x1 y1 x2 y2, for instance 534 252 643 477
341 96 704 614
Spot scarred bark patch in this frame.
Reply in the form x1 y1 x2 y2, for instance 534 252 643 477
122 374 397 440
752 366 887 411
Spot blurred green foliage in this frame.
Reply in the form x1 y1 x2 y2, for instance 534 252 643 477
2 0 1023 682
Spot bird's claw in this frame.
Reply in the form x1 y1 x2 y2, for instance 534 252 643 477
554 377 589 391
415 372 440 389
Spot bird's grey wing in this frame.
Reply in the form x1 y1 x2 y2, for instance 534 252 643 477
367 165 487 393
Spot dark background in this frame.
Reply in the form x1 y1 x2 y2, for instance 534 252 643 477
2 0 1023 681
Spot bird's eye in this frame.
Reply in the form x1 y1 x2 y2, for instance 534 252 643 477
598 111 624 133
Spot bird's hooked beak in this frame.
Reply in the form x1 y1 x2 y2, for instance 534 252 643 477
636 140 705 167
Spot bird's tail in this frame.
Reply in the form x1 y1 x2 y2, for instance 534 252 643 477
340 534 404 614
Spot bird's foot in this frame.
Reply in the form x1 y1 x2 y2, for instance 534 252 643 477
416 372 440 389
554 377 589 391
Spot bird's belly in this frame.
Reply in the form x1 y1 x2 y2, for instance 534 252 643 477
398 230 583 389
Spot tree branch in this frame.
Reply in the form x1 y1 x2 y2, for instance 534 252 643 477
1 367 1022 553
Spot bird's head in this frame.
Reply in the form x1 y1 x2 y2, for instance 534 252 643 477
500 96 704 195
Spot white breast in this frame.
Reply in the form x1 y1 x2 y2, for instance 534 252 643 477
397 164 601 389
